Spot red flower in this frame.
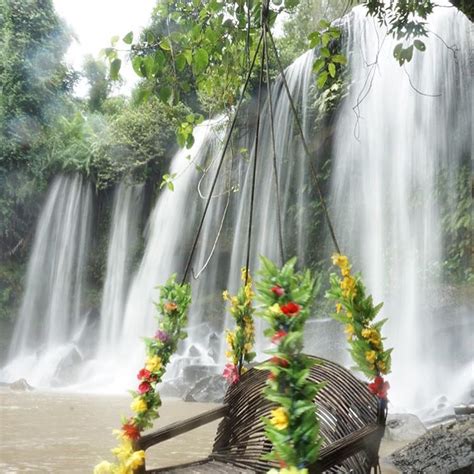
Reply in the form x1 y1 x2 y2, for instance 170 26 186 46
223 363 240 384
271 329 288 344
138 381 152 394
368 376 390 400
271 285 285 297
280 301 301 316
137 368 151 381
268 372 277 381
122 421 141 440
271 356 289 368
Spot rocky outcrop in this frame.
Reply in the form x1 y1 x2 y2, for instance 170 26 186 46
390 417 474 473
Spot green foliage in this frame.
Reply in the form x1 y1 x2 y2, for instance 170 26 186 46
326 254 392 379
82 55 112 112
91 97 189 189
256 257 322 470
131 274 192 431
436 166 473 282
223 268 256 376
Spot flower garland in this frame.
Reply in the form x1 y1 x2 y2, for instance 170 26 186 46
94 275 191 474
326 253 392 401
222 267 256 384
256 257 322 474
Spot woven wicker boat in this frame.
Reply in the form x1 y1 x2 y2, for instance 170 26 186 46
135 356 386 473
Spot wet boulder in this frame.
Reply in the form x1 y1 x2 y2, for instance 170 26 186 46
9 378 34 391
184 374 228 403
385 413 427 442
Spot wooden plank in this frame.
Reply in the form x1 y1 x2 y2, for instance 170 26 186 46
137 405 228 451
308 423 384 473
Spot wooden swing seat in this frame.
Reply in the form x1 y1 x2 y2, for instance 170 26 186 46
135 356 386 473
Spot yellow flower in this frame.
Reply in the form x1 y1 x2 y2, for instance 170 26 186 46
340 275 357 299
93 461 115 474
365 350 377 364
361 328 371 339
145 355 162 372
332 253 350 272
377 360 387 373
244 283 254 301
130 397 147 414
113 465 132 474
241 267 251 283
270 406 289 430
335 303 342 313
111 439 133 462
126 450 145 469
347 311 353 319
226 331 235 347
344 324 354 340
231 296 239 306
244 342 253 352
222 290 230 301
269 303 282 315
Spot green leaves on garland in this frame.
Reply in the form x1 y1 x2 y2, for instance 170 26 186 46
94 275 191 474
256 257 323 473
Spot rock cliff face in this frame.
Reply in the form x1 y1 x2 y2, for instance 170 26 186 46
390 417 474 473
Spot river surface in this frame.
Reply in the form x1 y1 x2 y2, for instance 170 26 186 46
0 389 402 473
0 390 219 473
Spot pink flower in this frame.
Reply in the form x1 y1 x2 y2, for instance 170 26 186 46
280 301 301 317
138 381 152 394
223 363 240 385
154 330 169 343
271 286 285 297
271 329 288 344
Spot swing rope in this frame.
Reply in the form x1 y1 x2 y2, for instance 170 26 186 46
181 30 264 285
182 1 343 286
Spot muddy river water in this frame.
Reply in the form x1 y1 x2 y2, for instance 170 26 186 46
0 389 402 473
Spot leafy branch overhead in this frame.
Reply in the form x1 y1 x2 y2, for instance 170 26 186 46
102 0 438 154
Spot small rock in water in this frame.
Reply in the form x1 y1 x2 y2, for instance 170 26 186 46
9 378 33 391
390 417 474 473
184 374 228 403
385 413 427 442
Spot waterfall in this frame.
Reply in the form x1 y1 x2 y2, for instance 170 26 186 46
3 175 93 386
330 6 472 413
96 183 144 352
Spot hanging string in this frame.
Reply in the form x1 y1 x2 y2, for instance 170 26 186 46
244 30 266 287
181 31 264 285
263 23 285 266
266 28 342 255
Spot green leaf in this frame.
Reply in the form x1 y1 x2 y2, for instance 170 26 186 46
320 47 330 58
317 71 328 89
319 19 331 29
312 58 325 73
159 85 172 104
123 31 133 45
110 58 121 80
332 54 347 64
160 38 172 51
328 62 336 78
175 53 187 72
414 39 426 51
193 48 209 74
132 56 144 77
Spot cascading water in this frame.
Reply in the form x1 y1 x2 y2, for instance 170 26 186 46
330 5 472 414
96 183 144 353
3 175 93 386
